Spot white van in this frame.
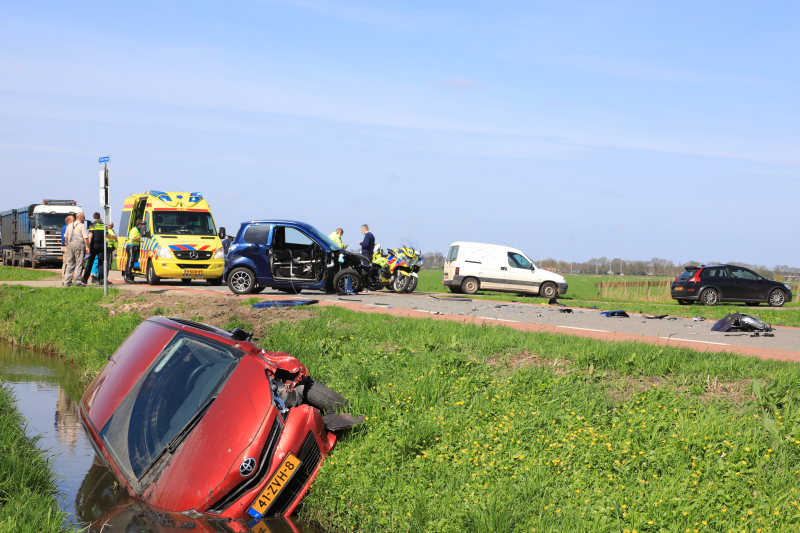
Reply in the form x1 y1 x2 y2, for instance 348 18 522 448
442 242 568 298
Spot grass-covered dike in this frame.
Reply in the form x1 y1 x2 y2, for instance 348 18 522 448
2 284 800 532
0 383 75 533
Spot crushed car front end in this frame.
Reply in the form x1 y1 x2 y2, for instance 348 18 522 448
79 317 346 523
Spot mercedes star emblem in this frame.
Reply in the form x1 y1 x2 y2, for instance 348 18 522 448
239 457 257 477
189 251 199 260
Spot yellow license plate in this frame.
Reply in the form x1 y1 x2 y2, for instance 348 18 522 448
674 287 683 291
183 269 204 278
247 454 302 519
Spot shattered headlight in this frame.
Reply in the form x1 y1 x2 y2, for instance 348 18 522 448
156 246 173 259
214 248 225 259
784 283 792 291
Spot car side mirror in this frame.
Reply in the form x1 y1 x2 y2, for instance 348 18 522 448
219 227 226 239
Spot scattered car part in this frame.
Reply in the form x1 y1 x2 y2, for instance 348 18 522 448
251 300 318 309
711 313 774 333
645 315 668 319
558 308 573 313
600 310 629 317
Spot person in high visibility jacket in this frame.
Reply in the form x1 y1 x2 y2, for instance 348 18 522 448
125 219 142 283
106 222 118 280
80 213 106 285
328 228 345 249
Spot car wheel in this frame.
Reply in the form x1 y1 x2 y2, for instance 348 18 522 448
700 288 718 306
305 380 348 414
333 268 362 293
228 267 255 295
768 289 786 307
461 277 479 295
539 282 557 300
181 278 192 285
449 286 462 294
146 263 161 285
209 277 223 286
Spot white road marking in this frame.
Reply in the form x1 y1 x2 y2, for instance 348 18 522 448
555 326 610 333
661 338 730 346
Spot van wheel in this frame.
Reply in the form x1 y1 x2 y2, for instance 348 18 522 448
539 282 557 299
461 277 479 294
146 263 161 285
228 267 256 294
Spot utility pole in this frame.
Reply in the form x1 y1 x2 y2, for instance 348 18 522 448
458 226 460 241
469 217 472 240
571 228 574 275
517 227 519 248
610 228 613 275
621 226 624 276
540 219 543 266
98 156 110 296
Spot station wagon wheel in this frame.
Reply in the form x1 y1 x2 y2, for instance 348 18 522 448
539 282 557 300
228 267 255 295
461 277 479 295
768 289 786 307
700 288 718 306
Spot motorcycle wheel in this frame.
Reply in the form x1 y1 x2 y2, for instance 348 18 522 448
306 380 348 414
392 273 412 293
407 276 418 293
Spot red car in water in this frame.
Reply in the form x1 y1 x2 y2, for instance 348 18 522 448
79 316 357 524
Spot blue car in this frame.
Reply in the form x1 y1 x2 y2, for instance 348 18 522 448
223 220 381 295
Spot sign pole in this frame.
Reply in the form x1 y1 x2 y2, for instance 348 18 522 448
99 157 110 296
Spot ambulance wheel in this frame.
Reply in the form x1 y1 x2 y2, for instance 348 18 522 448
146 263 161 285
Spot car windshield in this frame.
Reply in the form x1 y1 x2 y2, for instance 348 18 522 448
99 332 241 480
39 214 72 229
152 211 217 236
304 225 342 251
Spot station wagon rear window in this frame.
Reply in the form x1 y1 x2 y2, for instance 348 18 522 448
99 332 242 480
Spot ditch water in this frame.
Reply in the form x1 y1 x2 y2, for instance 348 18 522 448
0 344 318 533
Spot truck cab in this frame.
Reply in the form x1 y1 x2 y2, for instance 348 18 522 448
1 200 81 268
115 191 225 285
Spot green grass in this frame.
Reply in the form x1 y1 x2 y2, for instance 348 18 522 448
251 307 800 533
416 269 800 327
4 285 800 531
0 383 79 533
0 285 143 380
0 266 58 282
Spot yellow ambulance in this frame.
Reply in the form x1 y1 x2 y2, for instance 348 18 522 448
116 191 225 285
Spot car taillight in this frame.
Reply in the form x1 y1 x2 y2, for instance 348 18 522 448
688 269 703 283
455 267 460 276
673 277 678 283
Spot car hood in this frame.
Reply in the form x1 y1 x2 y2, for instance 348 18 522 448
140 355 275 511
536 270 566 283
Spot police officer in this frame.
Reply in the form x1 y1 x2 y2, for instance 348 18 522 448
125 219 142 283
80 213 106 285
328 228 345 249
105 222 118 281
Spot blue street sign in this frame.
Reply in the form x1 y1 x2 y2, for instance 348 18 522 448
99 156 109 163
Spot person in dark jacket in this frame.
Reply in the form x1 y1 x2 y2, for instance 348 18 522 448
80 213 106 285
359 224 375 258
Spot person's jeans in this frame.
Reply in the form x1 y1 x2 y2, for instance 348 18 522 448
81 246 105 284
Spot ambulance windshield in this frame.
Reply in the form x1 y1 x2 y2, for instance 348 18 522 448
153 211 217 236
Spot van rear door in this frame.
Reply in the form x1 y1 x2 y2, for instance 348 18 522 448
443 245 459 281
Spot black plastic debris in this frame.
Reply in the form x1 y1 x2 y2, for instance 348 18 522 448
338 298 361 301
251 300 318 309
645 315 668 319
323 413 366 432
711 313 773 334
559 308 573 313
150 289 169 294
601 310 629 318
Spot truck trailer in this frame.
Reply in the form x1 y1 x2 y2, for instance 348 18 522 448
1 200 82 268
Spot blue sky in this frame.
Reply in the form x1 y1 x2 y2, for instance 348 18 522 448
1 1 798 266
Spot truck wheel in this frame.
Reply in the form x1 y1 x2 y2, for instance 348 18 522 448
333 269 362 293
461 277 479 294
146 263 161 285
305 380 348 414
539 282 557 299
228 267 255 294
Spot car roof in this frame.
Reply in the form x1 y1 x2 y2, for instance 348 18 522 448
684 264 746 271
238 220 318 231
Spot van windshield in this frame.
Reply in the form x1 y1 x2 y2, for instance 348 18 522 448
153 211 217 236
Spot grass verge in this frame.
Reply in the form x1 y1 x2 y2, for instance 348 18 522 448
0 383 77 532
0 266 58 282
3 285 800 531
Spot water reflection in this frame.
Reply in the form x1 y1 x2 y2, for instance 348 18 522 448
0 345 319 533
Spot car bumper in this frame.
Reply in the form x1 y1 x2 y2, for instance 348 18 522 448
671 289 698 301
155 260 224 279
442 275 463 287
557 282 568 295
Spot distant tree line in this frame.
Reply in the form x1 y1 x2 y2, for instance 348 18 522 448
537 257 800 279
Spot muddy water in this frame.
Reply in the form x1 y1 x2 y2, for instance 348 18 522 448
0 345 318 533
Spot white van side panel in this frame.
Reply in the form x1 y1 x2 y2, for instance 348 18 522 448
460 246 504 290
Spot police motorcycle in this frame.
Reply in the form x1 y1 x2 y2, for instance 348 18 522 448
372 239 423 293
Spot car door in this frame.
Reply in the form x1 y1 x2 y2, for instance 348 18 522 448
241 224 272 284
269 226 323 281
504 251 538 294
728 267 764 301
699 267 734 299
461 247 504 290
